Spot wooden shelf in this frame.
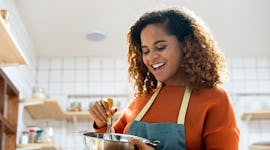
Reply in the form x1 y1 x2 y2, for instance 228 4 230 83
0 14 27 66
250 145 270 150
21 99 65 120
65 111 91 121
17 143 60 150
241 110 270 120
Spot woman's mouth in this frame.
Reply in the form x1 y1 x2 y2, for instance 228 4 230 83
152 63 165 71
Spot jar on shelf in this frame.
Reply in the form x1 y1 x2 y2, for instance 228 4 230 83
20 131 29 144
28 129 35 143
43 127 54 143
0 9 10 29
32 86 47 99
68 102 81 112
34 130 43 143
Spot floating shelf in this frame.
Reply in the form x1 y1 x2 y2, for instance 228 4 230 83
65 111 91 122
17 143 60 150
0 15 27 66
21 99 65 120
250 145 270 150
241 110 270 120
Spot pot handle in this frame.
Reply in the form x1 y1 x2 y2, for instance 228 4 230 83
73 130 87 135
145 139 160 147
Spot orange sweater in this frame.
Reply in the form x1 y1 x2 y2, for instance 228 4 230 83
95 86 239 150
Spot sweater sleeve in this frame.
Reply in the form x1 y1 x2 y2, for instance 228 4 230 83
203 90 240 150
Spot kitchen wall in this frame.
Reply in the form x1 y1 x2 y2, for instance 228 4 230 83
1 0 270 149
0 0 36 98
20 56 270 150
0 0 37 145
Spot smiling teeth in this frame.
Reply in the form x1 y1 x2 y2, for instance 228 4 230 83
152 63 164 69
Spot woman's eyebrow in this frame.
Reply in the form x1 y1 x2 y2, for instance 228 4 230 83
141 40 167 48
153 40 167 45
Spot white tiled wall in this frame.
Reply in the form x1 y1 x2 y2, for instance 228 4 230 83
22 56 270 150
22 56 130 150
225 56 270 150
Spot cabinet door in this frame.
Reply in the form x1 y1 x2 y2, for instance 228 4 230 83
0 69 19 150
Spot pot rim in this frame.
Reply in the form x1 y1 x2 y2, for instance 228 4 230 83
82 132 160 147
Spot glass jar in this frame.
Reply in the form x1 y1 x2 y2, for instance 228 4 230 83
69 102 81 112
20 131 29 144
32 86 46 99
28 129 35 143
43 127 54 143
34 130 43 143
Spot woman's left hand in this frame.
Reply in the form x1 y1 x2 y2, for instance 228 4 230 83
129 138 154 150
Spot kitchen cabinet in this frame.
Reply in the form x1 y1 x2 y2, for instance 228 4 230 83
0 69 19 150
241 110 270 120
0 13 27 67
17 143 60 150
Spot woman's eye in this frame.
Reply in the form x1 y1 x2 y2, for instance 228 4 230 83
142 49 149 55
156 46 166 50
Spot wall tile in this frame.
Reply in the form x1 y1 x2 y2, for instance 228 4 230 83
75 70 88 82
49 57 62 69
50 70 62 82
257 57 269 68
76 56 88 69
63 57 75 69
89 58 101 69
89 69 102 81
63 70 75 82
38 57 50 69
102 57 114 69
37 70 49 83
102 69 114 81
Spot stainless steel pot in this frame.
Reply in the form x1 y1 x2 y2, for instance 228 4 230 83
83 132 160 150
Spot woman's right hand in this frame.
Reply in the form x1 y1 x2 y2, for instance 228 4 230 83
89 99 117 128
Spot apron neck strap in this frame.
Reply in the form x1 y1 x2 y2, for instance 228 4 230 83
135 86 192 124
135 87 161 121
177 86 192 124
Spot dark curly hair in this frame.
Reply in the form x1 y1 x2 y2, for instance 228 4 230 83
127 7 227 96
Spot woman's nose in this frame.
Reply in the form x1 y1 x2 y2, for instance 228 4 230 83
148 51 159 60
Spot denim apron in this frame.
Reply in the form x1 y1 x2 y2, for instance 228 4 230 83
128 86 192 150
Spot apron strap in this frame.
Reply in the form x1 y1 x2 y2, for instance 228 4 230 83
177 86 192 124
135 86 192 125
135 87 162 121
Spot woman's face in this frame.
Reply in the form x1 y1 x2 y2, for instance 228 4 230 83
140 24 184 86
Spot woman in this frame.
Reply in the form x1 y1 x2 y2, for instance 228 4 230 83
89 7 239 150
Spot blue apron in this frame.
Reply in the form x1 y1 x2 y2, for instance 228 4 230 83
128 86 192 150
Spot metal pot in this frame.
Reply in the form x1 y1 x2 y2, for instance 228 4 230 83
83 132 160 150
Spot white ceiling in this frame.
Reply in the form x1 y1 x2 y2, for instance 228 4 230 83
15 0 270 57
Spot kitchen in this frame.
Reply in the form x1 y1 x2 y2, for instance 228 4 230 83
0 0 270 150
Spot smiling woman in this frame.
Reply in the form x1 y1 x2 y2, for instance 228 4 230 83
89 7 239 150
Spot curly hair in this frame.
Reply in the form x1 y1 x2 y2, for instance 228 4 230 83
127 7 227 96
